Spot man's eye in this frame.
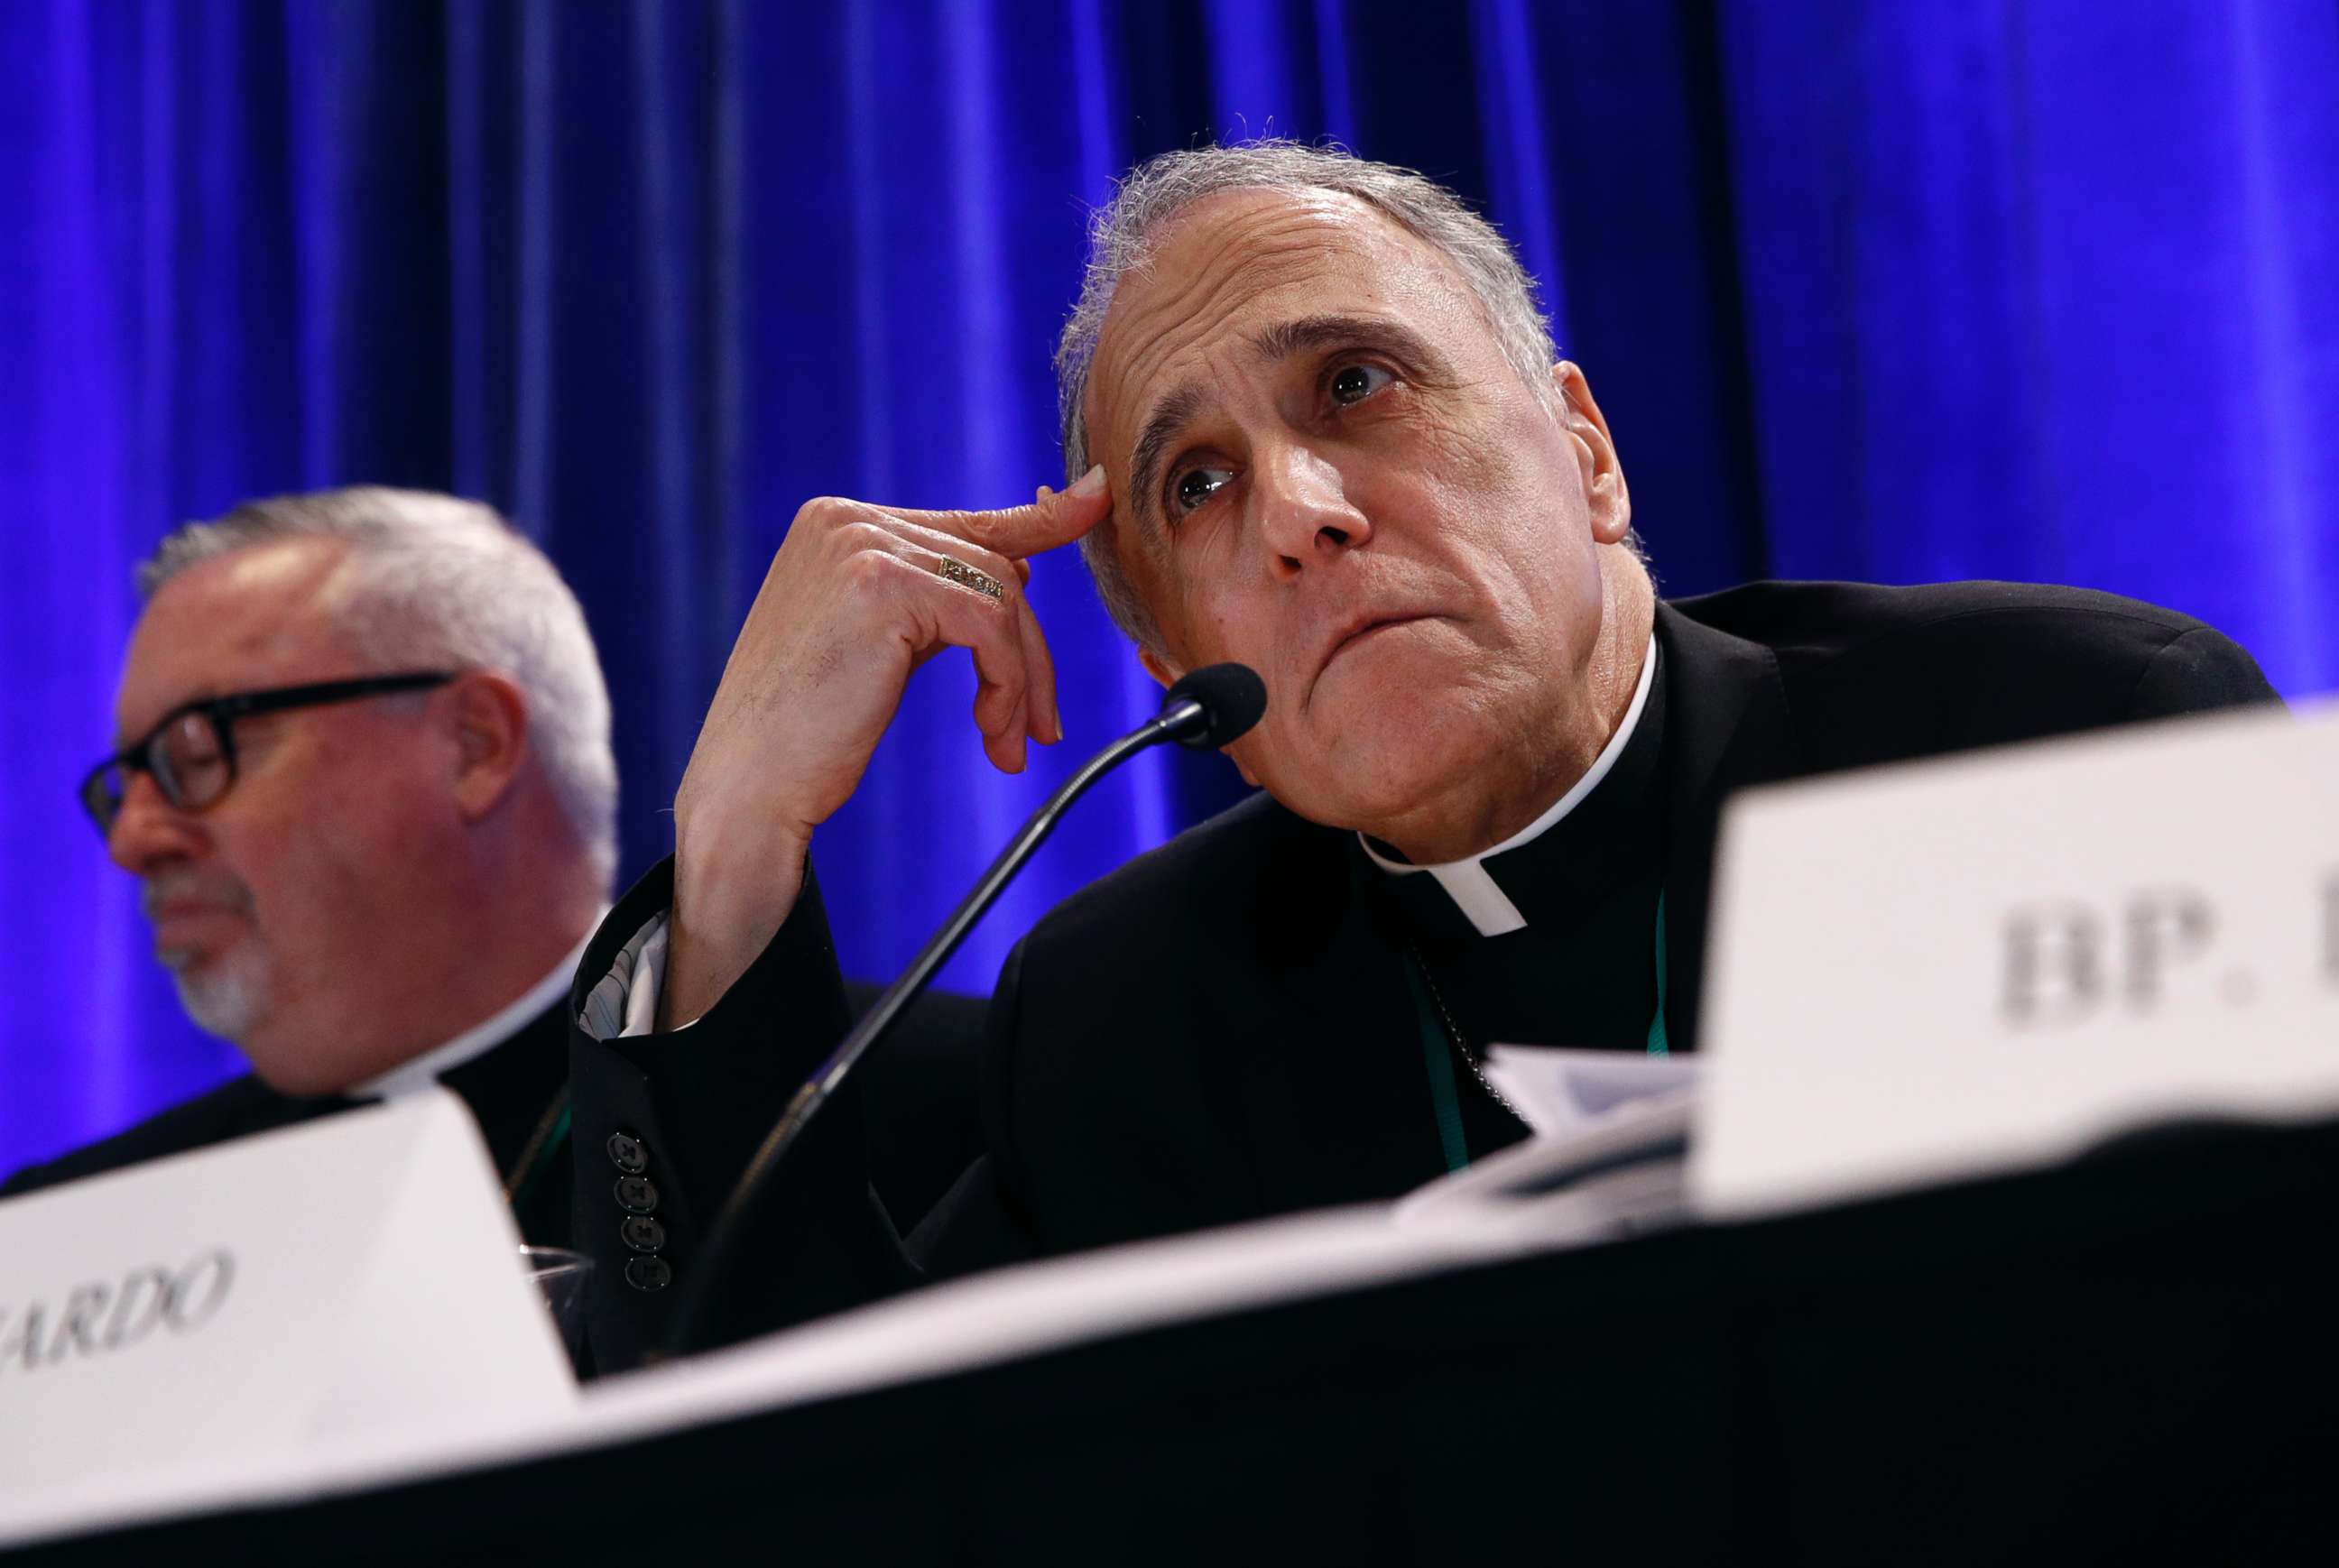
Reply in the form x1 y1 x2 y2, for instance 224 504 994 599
162 714 224 764
1172 467 1234 515
1329 364 1394 406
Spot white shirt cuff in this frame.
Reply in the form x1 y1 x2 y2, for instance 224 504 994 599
578 911 672 1040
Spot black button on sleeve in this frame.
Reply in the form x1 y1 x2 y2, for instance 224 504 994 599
615 1176 660 1213
620 1215 666 1253
606 1131 649 1174
624 1256 673 1292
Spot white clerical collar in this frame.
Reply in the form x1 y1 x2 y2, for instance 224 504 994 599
1358 633 1659 937
351 918 601 1102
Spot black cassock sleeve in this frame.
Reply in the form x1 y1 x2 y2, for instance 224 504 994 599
565 858 902 1368
563 856 1036 1370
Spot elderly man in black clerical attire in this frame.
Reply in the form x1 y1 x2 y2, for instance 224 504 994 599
566 141 2277 1350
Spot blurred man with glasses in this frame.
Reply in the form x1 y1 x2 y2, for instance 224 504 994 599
5 488 615 1253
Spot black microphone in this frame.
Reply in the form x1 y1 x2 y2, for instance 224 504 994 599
665 662 1267 1356
1156 661 1268 750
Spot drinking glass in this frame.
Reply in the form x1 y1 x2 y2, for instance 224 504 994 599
519 1245 593 1379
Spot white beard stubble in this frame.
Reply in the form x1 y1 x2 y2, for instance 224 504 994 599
168 945 273 1041
144 867 272 1043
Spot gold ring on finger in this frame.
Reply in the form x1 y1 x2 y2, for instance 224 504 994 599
934 554 1005 601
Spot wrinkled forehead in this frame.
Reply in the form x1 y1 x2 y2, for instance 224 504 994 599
116 539 360 738
1083 187 1477 455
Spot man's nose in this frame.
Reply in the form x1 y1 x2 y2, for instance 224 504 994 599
1253 443 1371 573
106 772 205 875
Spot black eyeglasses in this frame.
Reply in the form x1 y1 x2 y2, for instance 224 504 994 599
79 672 457 836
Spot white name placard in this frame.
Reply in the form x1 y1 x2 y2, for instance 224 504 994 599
0 1090 576 1506
1693 700 2339 1218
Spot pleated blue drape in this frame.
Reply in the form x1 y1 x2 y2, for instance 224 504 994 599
3 0 2333 1165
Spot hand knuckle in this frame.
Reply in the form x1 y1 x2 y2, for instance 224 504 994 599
841 549 898 595
792 495 846 530
838 519 894 553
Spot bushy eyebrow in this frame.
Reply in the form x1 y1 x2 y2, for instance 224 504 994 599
1123 313 1451 524
1128 383 1206 528
1243 312 1446 371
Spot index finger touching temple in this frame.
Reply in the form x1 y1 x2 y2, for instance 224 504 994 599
892 465 1111 560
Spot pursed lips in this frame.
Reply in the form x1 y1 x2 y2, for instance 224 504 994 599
147 904 253 972
1303 609 1440 710
145 899 243 923
144 900 248 945
140 873 256 954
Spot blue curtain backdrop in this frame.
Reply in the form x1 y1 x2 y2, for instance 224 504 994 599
3 0 2333 1166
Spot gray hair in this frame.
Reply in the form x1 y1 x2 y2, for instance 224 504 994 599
140 487 619 891
1057 140 1563 649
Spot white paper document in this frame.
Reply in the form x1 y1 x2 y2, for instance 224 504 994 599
1480 1043 1698 1140
1397 1046 1698 1240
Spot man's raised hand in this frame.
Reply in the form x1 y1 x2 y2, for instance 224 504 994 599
661 468 1112 1027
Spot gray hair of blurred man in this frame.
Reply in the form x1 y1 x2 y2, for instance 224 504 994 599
1056 139 1571 651
138 486 620 891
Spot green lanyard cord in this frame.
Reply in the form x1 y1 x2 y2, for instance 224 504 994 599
1646 891 1670 1057
1412 893 1669 1173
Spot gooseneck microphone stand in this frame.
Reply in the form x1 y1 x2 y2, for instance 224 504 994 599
663 663 1267 1358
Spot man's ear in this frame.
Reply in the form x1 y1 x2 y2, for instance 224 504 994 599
444 672 531 824
1552 361 1632 546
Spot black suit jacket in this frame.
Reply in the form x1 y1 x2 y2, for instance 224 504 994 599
2 1002 578 1246
567 580 2280 1351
